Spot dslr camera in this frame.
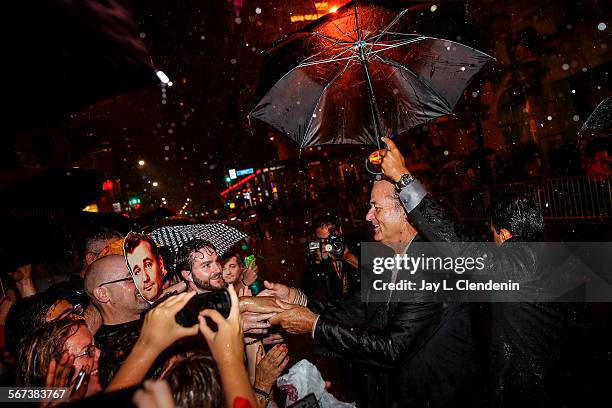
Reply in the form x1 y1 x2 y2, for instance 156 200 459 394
307 233 346 258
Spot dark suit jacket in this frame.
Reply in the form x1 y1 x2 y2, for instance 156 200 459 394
309 237 479 408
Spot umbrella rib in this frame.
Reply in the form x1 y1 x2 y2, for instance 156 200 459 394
376 54 453 112
298 54 358 68
366 37 427 57
365 9 408 43
311 32 355 50
300 58 355 148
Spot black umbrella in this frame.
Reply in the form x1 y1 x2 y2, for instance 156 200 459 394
249 1 492 149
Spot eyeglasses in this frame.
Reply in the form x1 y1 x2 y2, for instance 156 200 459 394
55 303 85 321
74 344 97 359
99 277 132 287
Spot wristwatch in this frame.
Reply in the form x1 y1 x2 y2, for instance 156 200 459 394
395 173 415 191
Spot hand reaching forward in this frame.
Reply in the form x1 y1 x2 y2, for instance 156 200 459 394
269 305 318 334
199 284 244 365
255 344 289 394
139 291 200 353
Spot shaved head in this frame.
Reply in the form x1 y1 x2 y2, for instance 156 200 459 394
84 255 128 295
84 255 149 324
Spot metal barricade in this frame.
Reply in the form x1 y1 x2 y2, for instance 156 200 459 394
435 176 611 220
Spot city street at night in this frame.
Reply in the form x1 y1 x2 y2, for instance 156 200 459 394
2 1 611 407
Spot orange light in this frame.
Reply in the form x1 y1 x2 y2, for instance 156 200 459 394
368 150 382 165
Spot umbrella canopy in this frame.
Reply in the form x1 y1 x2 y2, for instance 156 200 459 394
249 0 492 149
150 224 248 257
580 97 612 137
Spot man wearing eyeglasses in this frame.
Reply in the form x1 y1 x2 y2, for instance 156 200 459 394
84 255 150 354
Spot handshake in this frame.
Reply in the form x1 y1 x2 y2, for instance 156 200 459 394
241 281 318 338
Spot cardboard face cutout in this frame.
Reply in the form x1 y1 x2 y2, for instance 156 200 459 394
123 232 165 303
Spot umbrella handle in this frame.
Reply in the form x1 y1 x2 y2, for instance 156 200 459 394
364 158 384 176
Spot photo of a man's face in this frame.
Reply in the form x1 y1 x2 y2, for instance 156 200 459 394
124 233 165 302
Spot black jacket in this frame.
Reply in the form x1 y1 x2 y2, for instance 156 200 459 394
308 235 479 407
301 235 362 301
398 180 585 407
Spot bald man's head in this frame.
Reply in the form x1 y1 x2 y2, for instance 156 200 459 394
84 255 128 295
85 255 149 324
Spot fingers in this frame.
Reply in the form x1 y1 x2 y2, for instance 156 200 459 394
244 328 268 335
243 320 271 330
268 311 285 326
262 333 284 345
227 284 240 320
200 308 225 326
276 300 296 310
56 353 74 388
45 357 57 387
245 312 276 322
165 291 195 311
381 136 397 150
198 315 214 341
179 323 200 338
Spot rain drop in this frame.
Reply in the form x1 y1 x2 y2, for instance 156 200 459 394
230 59 237 64
255 7 262 14
235 17 242 24
164 145 170 151
561 63 570 71
571 89 576 94
392 88 399 95
460 66 466 71
430 4 438 12
139 32 146 39
471 91 479 97
572 115 580 122
597 22 606 31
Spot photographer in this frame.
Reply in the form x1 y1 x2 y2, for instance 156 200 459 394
301 214 360 301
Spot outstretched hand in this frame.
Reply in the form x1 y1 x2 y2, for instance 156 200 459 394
269 305 317 334
139 291 200 352
380 137 410 183
42 352 89 406
199 284 244 365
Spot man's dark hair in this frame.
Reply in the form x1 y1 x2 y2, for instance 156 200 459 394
175 239 217 273
490 192 544 241
313 213 341 234
163 353 223 408
123 231 159 257
221 252 243 266
5 291 72 355
17 319 87 386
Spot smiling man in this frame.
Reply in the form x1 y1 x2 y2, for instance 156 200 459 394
265 177 478 408
176 239 226 292
124 232 166 302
